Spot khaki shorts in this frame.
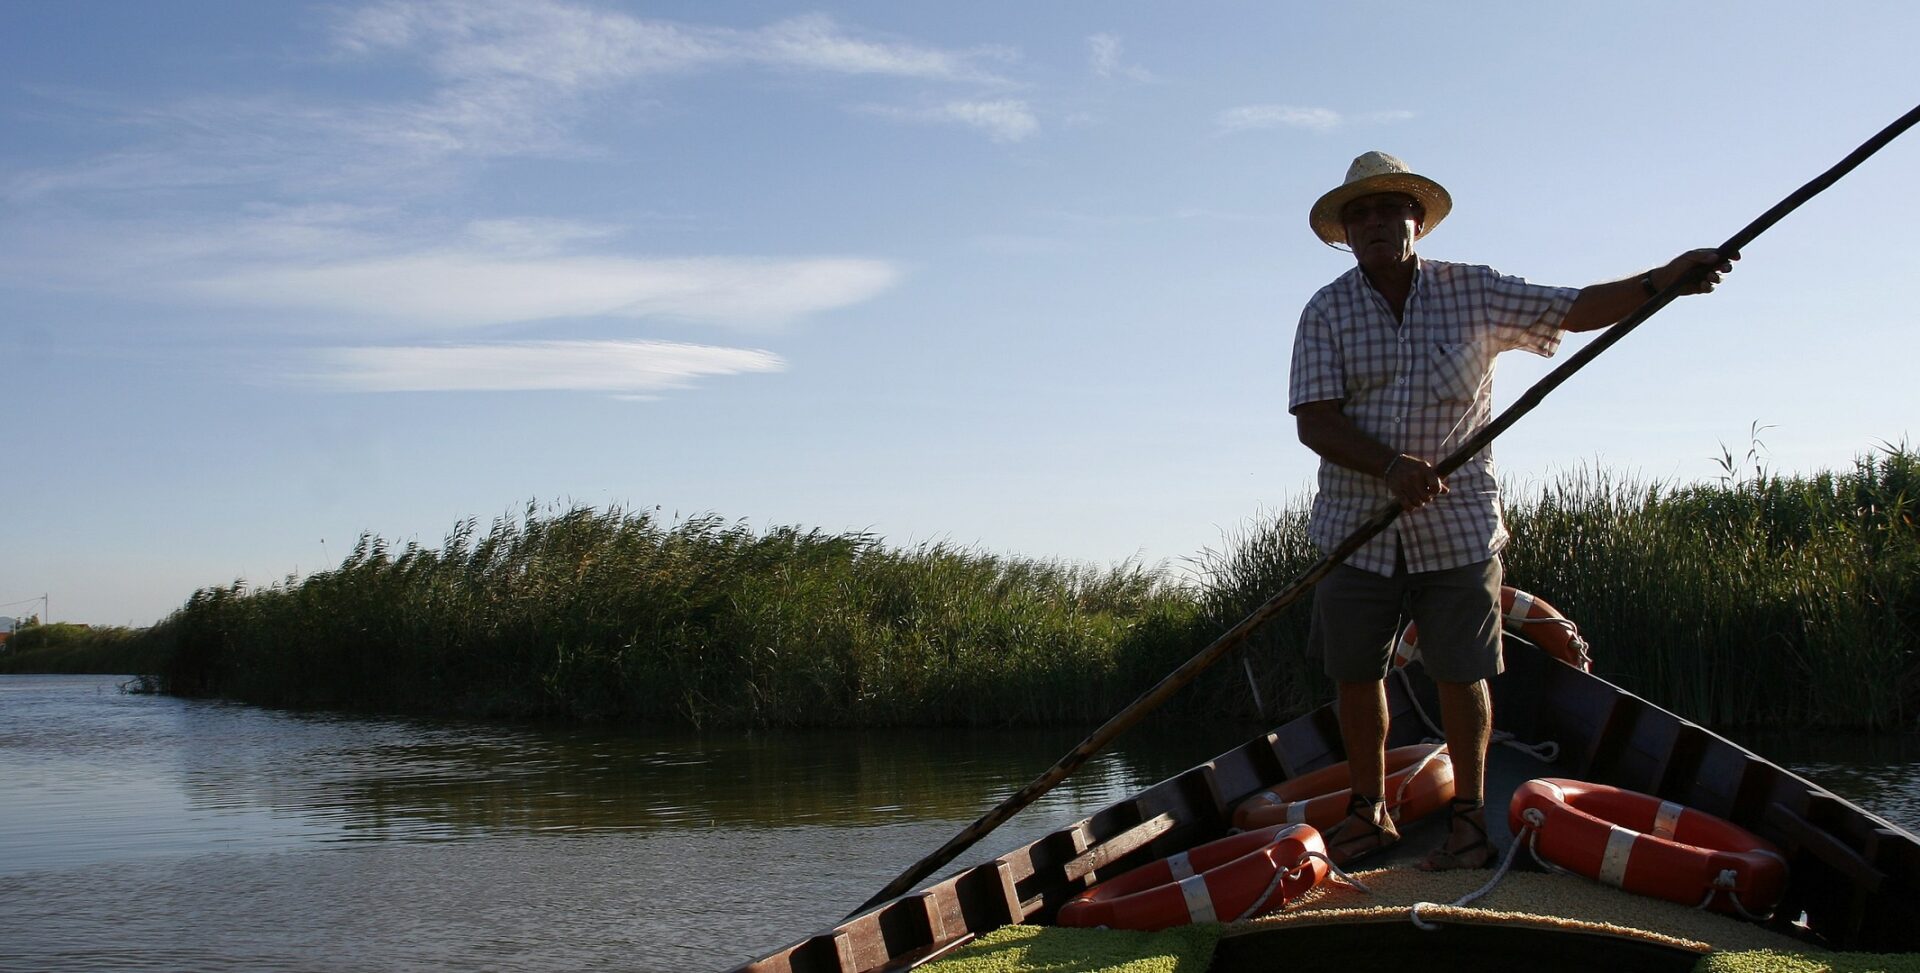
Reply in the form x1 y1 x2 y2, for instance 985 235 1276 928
1309 557 1504 683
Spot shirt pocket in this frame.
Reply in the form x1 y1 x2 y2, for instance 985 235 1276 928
1426 341 1484 403
1342 330 1403 396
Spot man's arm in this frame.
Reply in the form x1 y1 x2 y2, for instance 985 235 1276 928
1561 248 1738 333
1294 400 1448 511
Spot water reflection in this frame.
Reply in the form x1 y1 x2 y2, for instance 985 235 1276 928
7 674 1918 973
165 707 1240 841
1 675 1257 971
4 674 1247 867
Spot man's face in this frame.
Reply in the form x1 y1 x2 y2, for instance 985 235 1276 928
1341 192 1421 269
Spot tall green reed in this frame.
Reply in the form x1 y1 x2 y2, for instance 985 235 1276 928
1186 503 1330 720
1194 446 1919 730
141 503 1206 727
0 622 158 674
1504 444 1916 728
108 444 1920 730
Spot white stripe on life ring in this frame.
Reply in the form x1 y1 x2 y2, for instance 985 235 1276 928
1167 850 1195 881
1286 802 1309 825
1652 801 1685 840
1507 589 1537 626
1598 825 1637 888
1178 873 1217 923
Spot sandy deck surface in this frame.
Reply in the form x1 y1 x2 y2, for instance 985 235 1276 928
1234 864 1812 955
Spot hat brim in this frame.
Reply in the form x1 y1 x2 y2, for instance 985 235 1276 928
1310 173 1453 248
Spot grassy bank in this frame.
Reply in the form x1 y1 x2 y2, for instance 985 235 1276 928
1503 447 1918 728
1207 445 1919 730
0 622 164 675
141 508 1213 726
57 445 1920 729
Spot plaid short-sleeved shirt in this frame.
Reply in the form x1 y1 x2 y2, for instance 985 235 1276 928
1288 258 1579 576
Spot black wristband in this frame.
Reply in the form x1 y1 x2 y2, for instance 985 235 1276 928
1640 270 1659 297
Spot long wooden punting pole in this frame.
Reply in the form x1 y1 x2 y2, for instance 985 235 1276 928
851 101 1920 918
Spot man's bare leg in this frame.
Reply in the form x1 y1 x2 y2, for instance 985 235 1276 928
1328 679 1399 859
1337 679 1390 798
1424 677 1494 868
1437 678 1490 801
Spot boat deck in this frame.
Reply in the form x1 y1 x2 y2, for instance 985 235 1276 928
738 647 1920 972
1207 717 1817 970
1226 863 1810 959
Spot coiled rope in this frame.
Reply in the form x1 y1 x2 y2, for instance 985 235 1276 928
1409 810 1544 931
1699 870 1767 922
1234 849 1374 922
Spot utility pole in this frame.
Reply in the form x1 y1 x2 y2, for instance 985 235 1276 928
0 594 49 628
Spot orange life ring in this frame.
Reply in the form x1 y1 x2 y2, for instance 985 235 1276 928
1395 585 1591 671
1056 823 1328 930
1231 743 1454 833
1510 778 1787 916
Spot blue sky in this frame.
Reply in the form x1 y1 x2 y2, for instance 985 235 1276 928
4 1 1916 626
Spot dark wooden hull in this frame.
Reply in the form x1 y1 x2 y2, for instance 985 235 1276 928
730 643 1920 972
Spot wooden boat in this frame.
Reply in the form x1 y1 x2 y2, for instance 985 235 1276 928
729 639 1920 972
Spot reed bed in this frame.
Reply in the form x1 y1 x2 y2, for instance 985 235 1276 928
93 445 1920 729
141 505 1207 726
0 622 158 674
1503 445 1918 728
1172 444 1918 730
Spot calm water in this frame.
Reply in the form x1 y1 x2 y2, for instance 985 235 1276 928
5 676 1919 972
0 674 1262 972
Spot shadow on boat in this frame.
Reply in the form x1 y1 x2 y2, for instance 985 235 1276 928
733 641 1920 971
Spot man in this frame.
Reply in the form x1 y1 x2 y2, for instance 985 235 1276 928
1288 151 1733 869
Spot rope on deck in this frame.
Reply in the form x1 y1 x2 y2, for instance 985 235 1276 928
1235 850 1374 923
1409 816 1541 931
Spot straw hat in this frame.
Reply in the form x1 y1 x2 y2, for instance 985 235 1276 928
1309 151 1453 248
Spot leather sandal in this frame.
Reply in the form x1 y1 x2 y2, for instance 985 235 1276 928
1418 798 1494 871
1322 793 1401 865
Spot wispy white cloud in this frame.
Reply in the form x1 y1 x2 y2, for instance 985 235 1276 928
0 204 391 286
324 1 1014 165
744 13 1010 82
859 99 1038 142
1362 110 1416 125
336 3 1003 84
461 217 622 256
185 252 899 329
308 338 784 393
335 0 718 81
1216 105 1340 132
942 100 1039 142
0 90 562 204
6 2 1023 204
1088 33 1153 82
0 199 898 333
5 148 255 203
327 3 1014 169
1215 105 1414 134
